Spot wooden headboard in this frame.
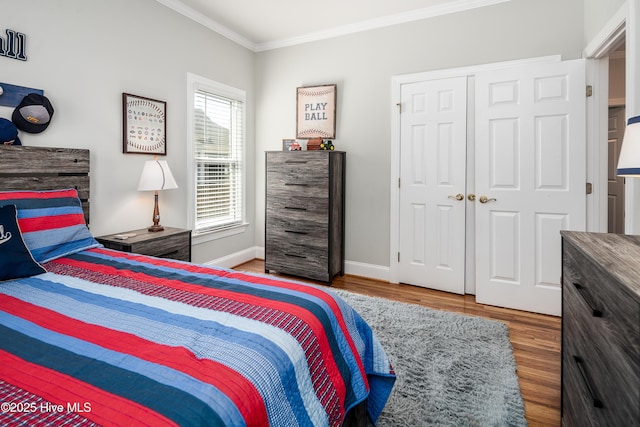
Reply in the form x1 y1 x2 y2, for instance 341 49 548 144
0 146 91 224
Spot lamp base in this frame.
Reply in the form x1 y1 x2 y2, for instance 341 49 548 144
148 191 164 232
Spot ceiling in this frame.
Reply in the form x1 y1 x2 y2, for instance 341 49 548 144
156 0 509 51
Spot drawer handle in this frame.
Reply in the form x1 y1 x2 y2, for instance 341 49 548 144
285 160 308 164
572 282 604 317
285 253 307 259
573 356 604 409
285 230 308 235
284 183 309 187
285 206 307 211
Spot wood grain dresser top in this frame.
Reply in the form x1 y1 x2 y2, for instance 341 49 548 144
561 231 640 300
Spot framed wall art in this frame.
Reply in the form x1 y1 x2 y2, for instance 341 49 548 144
296 84 336 139
123 93 167 155
282 139 297 151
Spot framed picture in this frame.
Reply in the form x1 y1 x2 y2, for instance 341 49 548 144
123 93 167 155
282 139 296 150
283 139 303 151
296 84 336 139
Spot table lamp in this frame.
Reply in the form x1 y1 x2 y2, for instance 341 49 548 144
617 115 640 176
137 159 178 232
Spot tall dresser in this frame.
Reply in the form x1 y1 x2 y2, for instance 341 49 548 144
560 231 640 426
265 151 345 284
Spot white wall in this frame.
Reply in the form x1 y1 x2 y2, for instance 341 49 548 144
584 0 627 44
4 0 609 273
254 0 585 271
1 0 256 264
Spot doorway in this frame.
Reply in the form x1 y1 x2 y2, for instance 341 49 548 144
583 3 636 236
608 45 626 234
609 106 626 233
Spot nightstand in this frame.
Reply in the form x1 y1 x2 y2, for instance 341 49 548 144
96 227 191 262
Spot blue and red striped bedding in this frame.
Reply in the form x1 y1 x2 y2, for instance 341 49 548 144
0 248 395 426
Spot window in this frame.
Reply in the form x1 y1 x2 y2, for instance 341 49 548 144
188 74 246 239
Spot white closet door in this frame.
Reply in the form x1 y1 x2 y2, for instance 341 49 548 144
398 76 467 294
474 59 586 315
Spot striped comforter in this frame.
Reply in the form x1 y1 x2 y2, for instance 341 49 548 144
0 248 395 426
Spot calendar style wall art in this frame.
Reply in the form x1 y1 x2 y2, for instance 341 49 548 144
122 93 167 155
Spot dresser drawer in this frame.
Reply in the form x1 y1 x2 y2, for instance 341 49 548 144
265 258 331 283
267 214 329 237
266 177 329 198
563 283 639 425
266 196 328 224
562 343 640 426
562 298 639 426
265 238 330 282
130 233 186 259
266 152 329 175
266 221 328 245
266 153 329 198
561 348 599 427
563 243 639 350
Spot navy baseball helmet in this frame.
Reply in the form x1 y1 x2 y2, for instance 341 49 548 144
0 118 22 145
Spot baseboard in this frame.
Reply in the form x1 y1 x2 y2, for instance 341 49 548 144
344 260 391 282
204 246 261 269
206 246 391 282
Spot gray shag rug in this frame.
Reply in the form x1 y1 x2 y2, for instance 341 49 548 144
331 289 527 427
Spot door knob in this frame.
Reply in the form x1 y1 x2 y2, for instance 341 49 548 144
467 194 476 201
478 195 497 203
448 193 464 201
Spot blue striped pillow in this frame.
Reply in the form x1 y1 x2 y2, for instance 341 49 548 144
0 189 101 263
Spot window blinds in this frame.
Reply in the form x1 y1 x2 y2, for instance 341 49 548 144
193 90 244 233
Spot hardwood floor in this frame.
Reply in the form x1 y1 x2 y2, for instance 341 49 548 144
234 259 562 427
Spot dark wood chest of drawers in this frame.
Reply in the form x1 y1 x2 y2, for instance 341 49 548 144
561 231 640 426
265 151 345 284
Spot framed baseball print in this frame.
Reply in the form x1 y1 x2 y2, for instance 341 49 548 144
123 93 167 155
296 84 336 139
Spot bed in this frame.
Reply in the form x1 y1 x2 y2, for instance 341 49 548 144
0 146 395 426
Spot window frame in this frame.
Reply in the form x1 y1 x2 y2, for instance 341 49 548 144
187 73 247 244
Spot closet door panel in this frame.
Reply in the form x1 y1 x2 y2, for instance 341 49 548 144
475 59 586 315
398 76 467 294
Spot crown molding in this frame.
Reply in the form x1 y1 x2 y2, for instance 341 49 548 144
255 0 511 52
155 0 257 51
157 0 510 53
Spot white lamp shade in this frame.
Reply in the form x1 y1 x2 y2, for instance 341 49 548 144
616 115 640 176
137 160 178 191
